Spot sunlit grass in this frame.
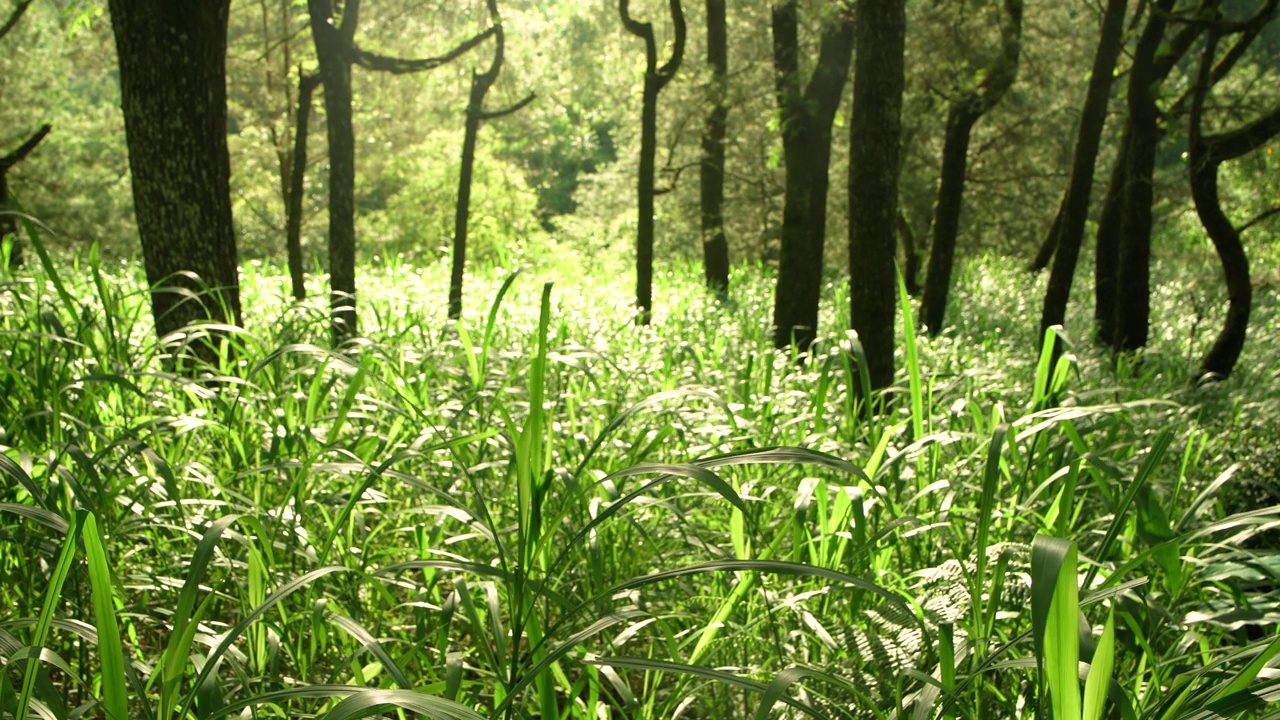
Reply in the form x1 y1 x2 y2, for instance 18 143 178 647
2 247 1279 719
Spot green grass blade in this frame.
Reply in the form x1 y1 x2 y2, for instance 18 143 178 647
1032 533 1080 720
315 688 487 720
898 268 924 442
1082 608 1115 720
15 511 81 720
82 513 128 720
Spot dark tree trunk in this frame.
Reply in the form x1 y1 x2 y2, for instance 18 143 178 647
620 0 686 326
286 70 319 302
448 3 533 321
848 0 906 395
1029 198 1065 273
0 124 51 269
700 0 729 296
921 103 980 335
450 91 484 321
307 0 359 342
1093 129 1128 346
1188 29 1280 380
107 0 241 363
919 0 1023 336
770 3 853 351
1039 0 1127 348
1110 0 1175 352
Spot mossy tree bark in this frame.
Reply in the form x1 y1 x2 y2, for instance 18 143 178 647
108 0 242 365
920 0 1022 336
699 0 730 297
620 0 686 326
770 2 853 351
848 0 906 396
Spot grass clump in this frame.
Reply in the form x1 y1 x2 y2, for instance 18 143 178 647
2 250 1280 719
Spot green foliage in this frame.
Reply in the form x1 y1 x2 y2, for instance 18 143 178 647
4 251 1280 718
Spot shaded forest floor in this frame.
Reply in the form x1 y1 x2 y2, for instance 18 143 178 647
2 250 1280 719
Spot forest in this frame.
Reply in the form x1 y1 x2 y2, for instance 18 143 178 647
2 0 1280 718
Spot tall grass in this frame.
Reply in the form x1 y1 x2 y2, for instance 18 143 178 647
2 247 1280 719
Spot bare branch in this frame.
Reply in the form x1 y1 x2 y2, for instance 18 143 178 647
0 0 32 44
1240 205 1280 234
0 123 52 172
351 26 497 74
478 92 536 121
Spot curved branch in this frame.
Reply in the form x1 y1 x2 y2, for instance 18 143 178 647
0 123 52 172
478 92 536 121
352 26 498 74
619 0 657 68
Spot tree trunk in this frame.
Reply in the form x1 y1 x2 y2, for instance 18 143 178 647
919 0 1022 336
307 0 359 342
108 0 241 364
1188 29 1280 380
921 103 979 335
1093 130 1128 345
1038 0 1127 348
1028 198 1064 273
896 210 922 296
700 0 729 296
770 2 853 351
620 0 686 326
849 0 906 396
450 79 486 320
286 70 319 302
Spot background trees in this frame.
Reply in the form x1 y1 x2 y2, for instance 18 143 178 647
0 0 1276 377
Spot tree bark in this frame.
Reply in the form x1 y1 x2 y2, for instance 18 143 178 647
920 0 1023 336
620 0 686 326
770 3 854 351
1038 0 1127 349
286 70 319 302
449 0 535 320
0 124 51 269
307 0 359 342
1188 30 1280 380
849 0 906 396
699 0 730 296
108 0 241 364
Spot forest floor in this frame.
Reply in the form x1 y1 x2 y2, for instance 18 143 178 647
2 250 1280 719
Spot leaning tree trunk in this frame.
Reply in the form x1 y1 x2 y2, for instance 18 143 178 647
1038 0 1127 349
848 0 906 396
1188 29 1280 380
920 0 1022 337
285 70 319 302
0 124 51 269
620 0 685 326
770 3 853 351
108 0 242 364
699 0 730 296
307 0 359 342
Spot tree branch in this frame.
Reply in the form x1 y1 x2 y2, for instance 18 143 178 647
0 123 52 172
0 0 33 44
478 92 536 121
619 0 658 71
352 26 497 74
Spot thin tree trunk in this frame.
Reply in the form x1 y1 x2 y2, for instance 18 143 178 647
108 0 241 365
700 0 729 296
770 3 853 351
849 0 906 396
1188 29 1280 380
307 0 359 342
620 0 686 326
1111 0 1174 352
921 103 980 335
450 82 485 320
1039 0 1127 348
286 70 318 302
919 0 1022 336
1093 130 1128 345
896 210 922 296
1029 196 1065 273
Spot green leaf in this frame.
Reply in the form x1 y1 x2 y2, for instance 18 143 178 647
1033 534 1080 720
1082 609 1115 720
82 514 128 720
15 511 81 720
315 688 486 720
